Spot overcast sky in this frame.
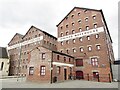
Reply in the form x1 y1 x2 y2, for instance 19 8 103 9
0 0 119 59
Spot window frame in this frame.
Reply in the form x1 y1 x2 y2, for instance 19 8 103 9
40 66 46 76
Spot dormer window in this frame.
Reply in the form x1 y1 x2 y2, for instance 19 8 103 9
78 12 80 16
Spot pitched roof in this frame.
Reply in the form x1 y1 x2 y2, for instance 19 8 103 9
29 45 74 58
0 47 8 58
22 25 57 40
8 33 23 45
56 7 100 27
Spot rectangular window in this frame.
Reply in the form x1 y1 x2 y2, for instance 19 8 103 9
88 46 92 51
80 47 84 52
57 55 59 60
95 34 99 39
57 66 60 74
66 49 69 54
96 45 101 50
66 24 68 28
91 58 98 66
42 53 45 60
72 30 75 34
29 67 34 75
40 66 46 76
64 57 66 62
93 72 99 78
87 36 90 41
73 48 76 53
79 37 83 42
86 26 89 30
72 22 75 26
73 39 75 44
76 59 83 66
1 62 4 70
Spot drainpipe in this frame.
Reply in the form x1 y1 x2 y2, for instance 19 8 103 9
50 51 53 84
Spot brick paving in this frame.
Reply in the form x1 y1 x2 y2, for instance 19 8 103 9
0 77 118 88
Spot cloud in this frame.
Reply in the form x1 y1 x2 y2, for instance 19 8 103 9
0 0 119 59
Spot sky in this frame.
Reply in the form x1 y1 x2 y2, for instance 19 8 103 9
0 0 119 59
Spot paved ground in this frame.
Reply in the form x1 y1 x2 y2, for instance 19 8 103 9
0 77 119 88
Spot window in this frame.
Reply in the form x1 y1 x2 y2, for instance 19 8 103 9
79 37 83 42
35 35 37 38
72 30 75 34
60 26 63 29
76 59 83 66
78 20 81 23
93 72 99 78
88 46 92 51
91 58 98 66
66 24 68 28
66 31 69 35
71 14 74 18
86 26 89 30
95 34 99 39
66 49 69 54
85 18 88 22
93 16 96 20
96 45 101 50
57 66 60 74
73 39 75 44
79 28 82 32
60 33 63 37
61 42 63 46
64 57 66 62
42 53 45 60
69 58 71 62
60 50 63 53
39 34 41 37
40 66 46 76
29 67 34 75
66 40 69 44
57 55 59 60
94 24 97 28
87 36 90 41
80 47 84 52
73 48 76 53
78 12 80 16
1 62 4 70
72 22 75 26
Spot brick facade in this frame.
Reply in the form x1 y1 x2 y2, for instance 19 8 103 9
7 7 115 83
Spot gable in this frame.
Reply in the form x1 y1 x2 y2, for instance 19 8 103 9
22 26 43 41
8 33 23 46
57 7 100 27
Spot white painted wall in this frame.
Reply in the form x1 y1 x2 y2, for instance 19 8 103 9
0 58 10 76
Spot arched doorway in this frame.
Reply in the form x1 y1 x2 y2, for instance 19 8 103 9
76 71 84 79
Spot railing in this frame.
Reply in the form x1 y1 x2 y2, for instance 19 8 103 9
68 73 111 83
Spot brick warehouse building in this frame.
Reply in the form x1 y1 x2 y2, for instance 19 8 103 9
8 26 57 76
7 7 115 82
57 7 115 82
27 46 74 83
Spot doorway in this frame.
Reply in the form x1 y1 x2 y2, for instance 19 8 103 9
64 69 67 80
76 71 84 79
